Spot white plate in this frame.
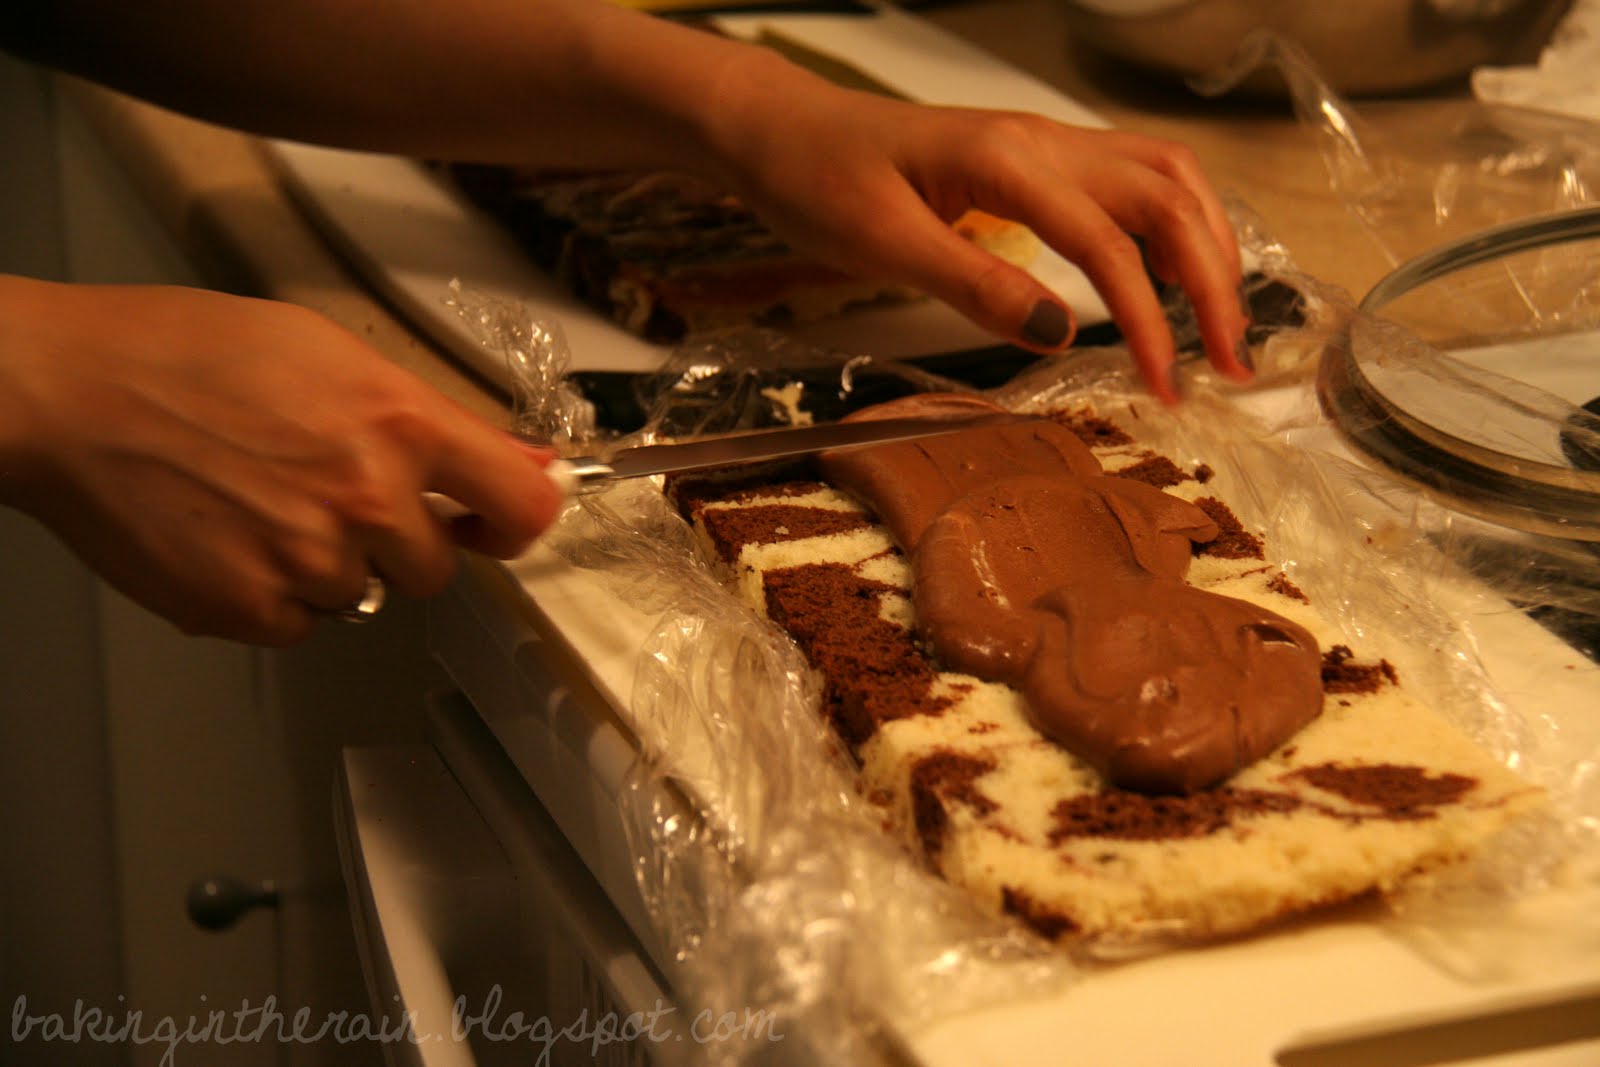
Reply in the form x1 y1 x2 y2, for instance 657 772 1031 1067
267 3 1113 392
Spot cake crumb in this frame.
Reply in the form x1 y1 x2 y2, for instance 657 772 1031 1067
1050 408 1134 448
1267 572 1310 603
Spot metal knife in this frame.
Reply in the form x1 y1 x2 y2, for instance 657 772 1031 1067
548 411 1031 494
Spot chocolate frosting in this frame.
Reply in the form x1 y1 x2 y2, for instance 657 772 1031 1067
821 394 1323 794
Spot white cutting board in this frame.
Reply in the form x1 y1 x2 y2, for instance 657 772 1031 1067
496 512 1600 1067
266 3 1114 391
503 507 1600 1067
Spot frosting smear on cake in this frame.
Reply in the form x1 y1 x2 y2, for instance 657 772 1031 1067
820 394 1323 794
670 395 1542 942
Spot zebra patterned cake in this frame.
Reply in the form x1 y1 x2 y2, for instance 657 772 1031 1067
667 394 1541 942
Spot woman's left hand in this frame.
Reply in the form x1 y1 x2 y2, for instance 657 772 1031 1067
703 69 1250 404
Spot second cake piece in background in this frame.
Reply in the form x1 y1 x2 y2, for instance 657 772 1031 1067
446 164 1040 342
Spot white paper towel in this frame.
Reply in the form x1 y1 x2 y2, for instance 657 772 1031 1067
1473 0 1600 120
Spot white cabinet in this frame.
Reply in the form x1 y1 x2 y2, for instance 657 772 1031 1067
0 58 442 1067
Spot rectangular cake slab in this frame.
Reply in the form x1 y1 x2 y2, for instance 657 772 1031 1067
431 496 1600 1065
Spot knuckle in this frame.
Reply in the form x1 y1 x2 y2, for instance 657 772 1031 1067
1151 139 1202 176
318 453 412 534
332 479 402 533
1081 227 1145 277
277 521 348 585
1147 186 1207 233
964 114 1042 169
966 259 1029 322
371 394 439 451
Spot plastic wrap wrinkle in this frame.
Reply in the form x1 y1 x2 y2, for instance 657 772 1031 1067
1473 0 1600 121
444 279 596 442
1006 342 1598 981
474 326 1073 1061
459 237 1597 1055
1002 334 1594 971
1199 29 1600 296
549 488 1076 1063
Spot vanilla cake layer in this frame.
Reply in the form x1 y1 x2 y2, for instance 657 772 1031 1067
669 414 1543 942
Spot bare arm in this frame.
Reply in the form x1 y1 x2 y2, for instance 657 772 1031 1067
1 0 1246 393
0 0 771 173
0 0 1248 643
0 274 566 645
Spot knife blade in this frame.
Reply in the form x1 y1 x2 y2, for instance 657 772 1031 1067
548 411 1032 494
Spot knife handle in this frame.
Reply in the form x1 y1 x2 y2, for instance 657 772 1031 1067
419 457 608 530
505 430 614 494
546 456 614 494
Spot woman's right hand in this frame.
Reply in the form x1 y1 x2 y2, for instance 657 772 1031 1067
0 275 567 645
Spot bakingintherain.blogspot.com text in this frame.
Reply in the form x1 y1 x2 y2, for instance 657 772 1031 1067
11 986 784 1065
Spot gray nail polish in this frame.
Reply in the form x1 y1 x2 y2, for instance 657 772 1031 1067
1023 300 1070 349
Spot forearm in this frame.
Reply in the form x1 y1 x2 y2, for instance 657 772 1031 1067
0 0 812 178
1 2 1250 402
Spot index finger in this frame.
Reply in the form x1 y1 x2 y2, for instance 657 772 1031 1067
425 416 569 558
985 179 1190 403
1047 153 1249 383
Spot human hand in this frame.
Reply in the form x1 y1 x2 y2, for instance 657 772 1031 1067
702 68 1249 404
0 276 567 645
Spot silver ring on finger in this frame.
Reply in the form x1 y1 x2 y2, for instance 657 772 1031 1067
334 576 386 623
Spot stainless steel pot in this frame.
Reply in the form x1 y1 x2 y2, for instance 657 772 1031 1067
1059 0 1573 96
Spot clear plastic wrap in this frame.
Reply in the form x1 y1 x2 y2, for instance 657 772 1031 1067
449 305 1076 1062
442 48 1600 1043
453 275 1596 1061
1190 26 1600 589
1474 0 1600 124
1195 29 1600 281
1195 33 1600 976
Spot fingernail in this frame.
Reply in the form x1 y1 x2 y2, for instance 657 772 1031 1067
1022 300 1071 349
1235 338 1256 374
543 458 580 498
1167 361 1185 402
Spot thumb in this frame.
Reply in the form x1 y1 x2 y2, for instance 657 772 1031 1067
426 423 571 559
868 209 1077 355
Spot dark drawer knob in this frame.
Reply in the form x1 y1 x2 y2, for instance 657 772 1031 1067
185 875 280 931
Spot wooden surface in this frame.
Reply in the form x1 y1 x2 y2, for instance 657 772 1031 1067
60 0 1475 407
926 0 1398 292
